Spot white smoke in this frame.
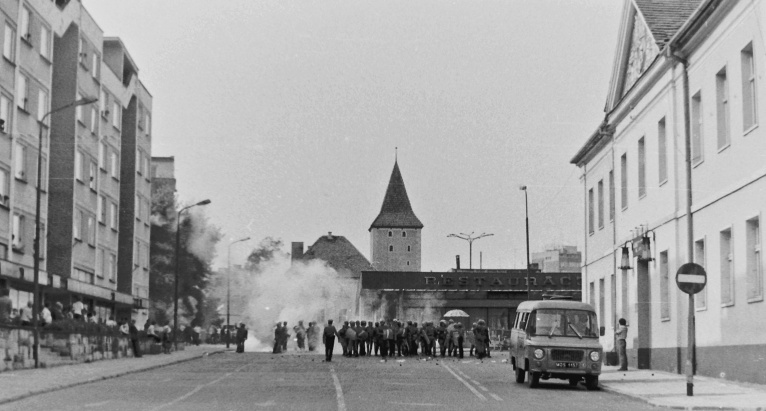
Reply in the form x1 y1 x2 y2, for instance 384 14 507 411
184 208 220 263
228 248 357 351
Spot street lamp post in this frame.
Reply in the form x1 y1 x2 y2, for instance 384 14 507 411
226 236 250 349
520 185 531 300
447 232 494 269
32 96 98 368
173 199 211 350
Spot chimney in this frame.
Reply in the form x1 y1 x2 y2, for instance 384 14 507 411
455 255 461 270
327 232 333 240
291 242 304 264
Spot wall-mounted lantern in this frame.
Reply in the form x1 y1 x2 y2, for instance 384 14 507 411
618 241 633 270
637 230 656 262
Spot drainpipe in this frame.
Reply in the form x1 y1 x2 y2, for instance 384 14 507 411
669 48 695 396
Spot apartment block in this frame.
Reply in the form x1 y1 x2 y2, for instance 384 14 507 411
572 0 766 384
0 0 152 324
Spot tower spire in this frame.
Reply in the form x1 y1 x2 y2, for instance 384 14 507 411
369 160 423 231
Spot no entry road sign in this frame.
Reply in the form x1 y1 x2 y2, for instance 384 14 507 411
676 263 707 295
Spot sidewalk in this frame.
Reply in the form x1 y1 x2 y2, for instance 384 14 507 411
600 365 766 410
0 344 226 406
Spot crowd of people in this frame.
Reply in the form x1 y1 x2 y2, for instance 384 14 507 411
271 321 322 353
301 317 494 362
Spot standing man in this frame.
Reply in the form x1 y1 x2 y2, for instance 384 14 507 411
337 321 349 357
129 319 142 358
272 322 282 354
236 323 247 353
0 288 12 323
616 318 629 371
281 321 289 352
72 297 84 320
436 321 448 357
323 319 337 362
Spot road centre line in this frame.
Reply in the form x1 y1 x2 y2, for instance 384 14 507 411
453 366 500 400
149 362 250 411
489 393 503 401
330 366 347 411
441 364 486 401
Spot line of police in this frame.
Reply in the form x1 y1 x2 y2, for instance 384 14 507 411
321 318 491 362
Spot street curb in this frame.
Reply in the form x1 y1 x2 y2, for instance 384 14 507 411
0 350 225 406
599 383 762 411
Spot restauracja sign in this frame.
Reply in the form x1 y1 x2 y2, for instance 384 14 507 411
361 271 581 291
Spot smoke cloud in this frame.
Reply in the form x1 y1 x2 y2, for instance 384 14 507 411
227 244 358 352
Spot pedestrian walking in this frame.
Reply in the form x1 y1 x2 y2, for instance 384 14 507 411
236 323 247 353
474 319 488 359
616 318 629 371
281 321 290 352
323 320 337 362
294 320 306 351
272 322 282 354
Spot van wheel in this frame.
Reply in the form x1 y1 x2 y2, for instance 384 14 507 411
568 377 579 387
515 364 525 383
585 376 599 390
528 371 540 388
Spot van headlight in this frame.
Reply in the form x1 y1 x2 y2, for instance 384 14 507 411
534 349 545 359
590 350 600 362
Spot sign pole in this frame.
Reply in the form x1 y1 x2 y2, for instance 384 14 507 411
687 293 694 396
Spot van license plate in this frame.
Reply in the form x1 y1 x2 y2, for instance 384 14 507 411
556 362 579 368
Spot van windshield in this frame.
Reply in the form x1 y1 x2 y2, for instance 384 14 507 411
528 309 599 338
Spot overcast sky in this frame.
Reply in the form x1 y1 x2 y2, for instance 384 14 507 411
85 0 624 271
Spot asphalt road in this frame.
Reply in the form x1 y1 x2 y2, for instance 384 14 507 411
0 350 656 410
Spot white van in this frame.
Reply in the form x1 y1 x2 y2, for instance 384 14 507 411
510 300 604 390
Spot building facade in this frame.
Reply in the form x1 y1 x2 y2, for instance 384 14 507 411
369 161 423 271
572 0 765 384
531 245 582 273
0 0 152 324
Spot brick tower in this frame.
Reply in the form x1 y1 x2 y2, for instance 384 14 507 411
369 161 423 271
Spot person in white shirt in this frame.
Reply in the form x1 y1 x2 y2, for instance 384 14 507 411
72 298 84 320
105 316 117 327
41 302 52 326
119 319 130 336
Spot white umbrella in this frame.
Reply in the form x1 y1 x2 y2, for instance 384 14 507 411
443 309 470 318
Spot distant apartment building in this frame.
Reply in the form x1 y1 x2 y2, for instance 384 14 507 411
531 245 581 273
0 0 152 323
572 0 766 384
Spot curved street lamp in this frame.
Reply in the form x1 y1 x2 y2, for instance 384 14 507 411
447 232 494 270
32 96 98 368
226 236 250 348
173 199 211 350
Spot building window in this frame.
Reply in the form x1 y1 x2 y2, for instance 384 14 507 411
597 180 604 229
402 231 407 237
91 53 99 78
407 245 411 252
0 168 8 206
16 74 28 111
112 101 120 129
90 107 97 132
660 250 670 320
109 253 116 282
87 215 95 246
389 245 393 252
691 91 703 164
620 154 628 210
135 194 141 221
37 90 47 122
3 24 15 62
746 217 762 301
599 278 605 325
11 213 23 250
638 137 646 198
608 170 615 221
76 92 83 123
658 118 667 183
89 161 97 190
73 210 82 240
407 261 410 266
134 241 139 267
75 151 83 181
588 188 594 235
110 203 118 229
96 249 104 278
742 43 758 131
78 37 86 65
99 142 107 170
110 151 119 179
97 195 105 224
694 238 707 310
589 281 595 307
14 143 26 180
19 7 30 42
716 67 730 149
38 158 47 190
388 231 392 237
720 228 734 306
136 149 142 174
146 114 151 136
1 95 10 132
39 25 50 59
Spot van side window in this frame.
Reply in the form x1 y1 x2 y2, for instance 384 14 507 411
513 313 520 329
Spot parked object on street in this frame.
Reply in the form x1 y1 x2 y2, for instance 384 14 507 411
510 300 604 390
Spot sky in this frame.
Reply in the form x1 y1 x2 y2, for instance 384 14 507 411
85 0 624 272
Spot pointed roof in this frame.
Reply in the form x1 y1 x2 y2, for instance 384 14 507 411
369 161 423 230
300 233 373 279
634 0 703 49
